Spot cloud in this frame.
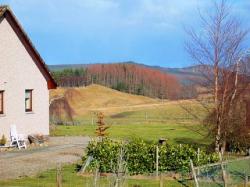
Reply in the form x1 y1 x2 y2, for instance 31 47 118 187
2 0 248 29
1 0 249 66
1 0 205 31
1 0 247 44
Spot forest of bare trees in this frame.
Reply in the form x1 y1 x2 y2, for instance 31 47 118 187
52 63 184 100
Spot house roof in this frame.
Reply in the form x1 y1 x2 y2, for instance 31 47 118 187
0 5 57 89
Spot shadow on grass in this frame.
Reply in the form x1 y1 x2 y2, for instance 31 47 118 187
174 137 209 148
110 111 134 118
175 178 192 187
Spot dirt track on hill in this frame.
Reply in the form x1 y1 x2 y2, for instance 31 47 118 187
0 136 90 180
88 100 194 111
89 103 166 111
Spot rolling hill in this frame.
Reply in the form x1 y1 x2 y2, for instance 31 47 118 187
50 84 208 144
50 84 158 107
50 84 205 123
50 84 161 119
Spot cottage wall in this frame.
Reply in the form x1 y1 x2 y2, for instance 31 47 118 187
0 18 49 139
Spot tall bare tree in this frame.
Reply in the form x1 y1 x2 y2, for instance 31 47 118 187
185 0 249 152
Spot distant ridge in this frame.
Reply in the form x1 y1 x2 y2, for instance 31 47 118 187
49 64 89 71
48 61 203 84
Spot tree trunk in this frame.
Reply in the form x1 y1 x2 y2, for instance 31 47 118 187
215 120 221 152
221 138 226 155
214 65 221 152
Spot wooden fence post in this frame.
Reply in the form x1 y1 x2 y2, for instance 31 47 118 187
92 115 94 125
190 159 199 187
197 148 200 176
93 167 99 187
79 156 93 173
156 146 159 177
245 171 248 187
160 173 163 187
56 163 62 187
219 152 227 187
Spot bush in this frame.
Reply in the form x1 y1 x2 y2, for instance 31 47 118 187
126 139 155 174
85 138 122 172
83 138 219 175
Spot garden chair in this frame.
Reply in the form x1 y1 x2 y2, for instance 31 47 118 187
10 125 27 149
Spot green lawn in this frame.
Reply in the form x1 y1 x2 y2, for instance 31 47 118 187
1 159 249 187
8 158 249 186
51 122 210 147
196 157 250 186
72 100 208 125
0 164 192 187
51 98 211 146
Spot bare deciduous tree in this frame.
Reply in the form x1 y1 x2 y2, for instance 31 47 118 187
185 0 249 152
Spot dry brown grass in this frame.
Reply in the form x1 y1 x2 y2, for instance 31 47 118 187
50 84 160 116
49 84 206 126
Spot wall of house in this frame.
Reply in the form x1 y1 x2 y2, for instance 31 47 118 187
0 18 49 140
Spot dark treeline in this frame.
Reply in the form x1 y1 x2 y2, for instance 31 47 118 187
52 68 88 87
52 63 197 100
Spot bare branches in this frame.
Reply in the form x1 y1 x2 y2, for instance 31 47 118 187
185 0 249 152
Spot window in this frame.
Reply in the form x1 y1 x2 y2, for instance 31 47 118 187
25 89 33 112
0 91 4 114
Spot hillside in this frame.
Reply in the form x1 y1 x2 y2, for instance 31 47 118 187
50 84 160 120
50 84 208 144
50 84 158 107
50 84 206 125
50 63 183 100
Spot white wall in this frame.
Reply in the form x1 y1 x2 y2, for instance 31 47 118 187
0 18 49 139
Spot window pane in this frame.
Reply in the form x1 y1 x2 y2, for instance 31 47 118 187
25 90 32 111
0 92 3 113
25 91 30 98
25 97 30 109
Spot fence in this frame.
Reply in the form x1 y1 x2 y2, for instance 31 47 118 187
50 102 202 125
50 115 197 126
0 163 191 187
1 156 250 186
0 143 196 187
192 156 250 187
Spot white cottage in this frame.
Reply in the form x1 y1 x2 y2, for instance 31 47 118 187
0 6 57 140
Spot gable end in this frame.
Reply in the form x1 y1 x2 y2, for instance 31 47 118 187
0 6 57 89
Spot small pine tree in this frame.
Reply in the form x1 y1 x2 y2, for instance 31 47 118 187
95 112 110 138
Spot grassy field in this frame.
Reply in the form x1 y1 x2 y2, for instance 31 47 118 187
50 84 208 117
50 85 210 145
50 102 210 146
51 123 209 146
2 158 250 187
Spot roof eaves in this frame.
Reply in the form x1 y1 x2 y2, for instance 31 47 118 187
0 5 57 89
0 5 8 17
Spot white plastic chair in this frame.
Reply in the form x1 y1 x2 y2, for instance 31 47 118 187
10 125 27 149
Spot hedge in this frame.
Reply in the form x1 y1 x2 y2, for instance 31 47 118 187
83 138 219 175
